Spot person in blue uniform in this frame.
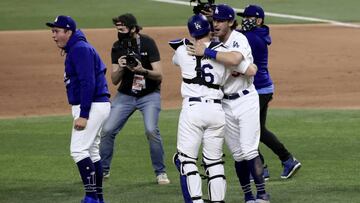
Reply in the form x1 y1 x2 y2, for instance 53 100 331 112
46 15 111 203
238 5 302 181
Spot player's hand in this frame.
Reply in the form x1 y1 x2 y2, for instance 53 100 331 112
74 117 87 131
187 41 206 56
127 58 145 74
118 55 127 68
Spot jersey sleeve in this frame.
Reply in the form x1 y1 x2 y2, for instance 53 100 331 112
71 47 96 119
234 58 251 74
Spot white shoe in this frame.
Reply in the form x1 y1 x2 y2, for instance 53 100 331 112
156 173 170 185
103 171 110 179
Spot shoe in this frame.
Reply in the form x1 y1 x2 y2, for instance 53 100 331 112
81 196 99 203
256 193 270 203
244 194 255 203
263 166 270 181
103 171 110 179
281 157 301 179
156 173 170 185
250 165 270 182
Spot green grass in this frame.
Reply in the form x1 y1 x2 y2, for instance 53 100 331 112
0 0 360 30
1 109 359 203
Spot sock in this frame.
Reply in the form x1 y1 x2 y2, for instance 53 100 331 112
235 161 254 201
76 157 97 200
94 160 104 201
248 156 266 196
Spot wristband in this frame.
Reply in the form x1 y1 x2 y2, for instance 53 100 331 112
204 48 217 59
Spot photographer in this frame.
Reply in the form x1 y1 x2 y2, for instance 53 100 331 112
100 13 170 185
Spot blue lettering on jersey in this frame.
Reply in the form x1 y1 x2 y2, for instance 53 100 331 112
233 41 239 48
202 64 214 83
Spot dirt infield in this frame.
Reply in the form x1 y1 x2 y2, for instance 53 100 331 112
0 25 359 117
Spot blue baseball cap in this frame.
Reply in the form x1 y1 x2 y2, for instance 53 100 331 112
46 15 76 32
213 4 235 21
237 5 265 19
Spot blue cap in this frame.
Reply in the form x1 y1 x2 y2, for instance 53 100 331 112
187 14 211 38
237 5 265 19
46 15 76 32
213 4 235 21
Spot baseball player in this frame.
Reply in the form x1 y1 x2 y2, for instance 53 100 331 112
46 16 111 203
189 4 270 203
170 14 227 203
237 4 301 180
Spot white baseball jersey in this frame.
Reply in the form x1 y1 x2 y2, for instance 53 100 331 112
223 30 255 94
172 38 228 158
172 38 227 202
221 30 261 162
173 40 228 101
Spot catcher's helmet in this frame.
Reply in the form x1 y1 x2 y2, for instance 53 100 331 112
213 4 235 21
187 14 211 38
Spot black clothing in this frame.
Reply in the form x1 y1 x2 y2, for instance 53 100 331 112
258 93 291 162
111 34 161 97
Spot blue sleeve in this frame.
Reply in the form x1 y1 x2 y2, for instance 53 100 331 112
72 47 95 119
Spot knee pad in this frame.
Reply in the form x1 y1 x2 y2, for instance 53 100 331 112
202 155 226 202
173 152 203 203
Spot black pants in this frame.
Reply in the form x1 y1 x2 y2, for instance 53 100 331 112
259 93 292 163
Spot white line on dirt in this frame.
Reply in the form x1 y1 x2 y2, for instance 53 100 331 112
152 0 360 28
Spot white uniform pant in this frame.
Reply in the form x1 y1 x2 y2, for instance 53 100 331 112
222 90 260 161
177 98 226 202
70 102 110 163
177 99 225 159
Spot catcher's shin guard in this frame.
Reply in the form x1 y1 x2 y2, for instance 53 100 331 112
173 152 203 203
202 155 226 202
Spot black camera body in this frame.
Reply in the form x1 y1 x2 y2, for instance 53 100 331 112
120 38 140 68
191 0 215 14
125 52 138 68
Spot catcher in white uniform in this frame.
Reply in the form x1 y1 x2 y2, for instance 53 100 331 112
169 14 228 203
188 4 270 203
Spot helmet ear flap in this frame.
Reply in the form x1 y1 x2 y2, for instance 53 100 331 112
187 14 211 38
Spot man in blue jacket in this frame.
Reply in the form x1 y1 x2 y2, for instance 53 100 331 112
238 5 301 181
46 15 111 203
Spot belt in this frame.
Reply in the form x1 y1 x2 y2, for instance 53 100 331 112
223 90 249 100
189 97 221 104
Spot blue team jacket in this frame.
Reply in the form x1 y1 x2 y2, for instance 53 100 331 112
63 30 110 119
241 26 273 90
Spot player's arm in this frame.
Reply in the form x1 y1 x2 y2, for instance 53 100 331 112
188 41 243 66
244 63 258 76
234 59 258 76
215 51 243 66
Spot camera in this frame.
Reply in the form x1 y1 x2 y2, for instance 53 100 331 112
126 52 138 68
120 38 140 68
190 0 215 14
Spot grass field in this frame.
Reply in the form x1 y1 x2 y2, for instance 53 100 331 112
1 109 359 203
0 0 360 30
